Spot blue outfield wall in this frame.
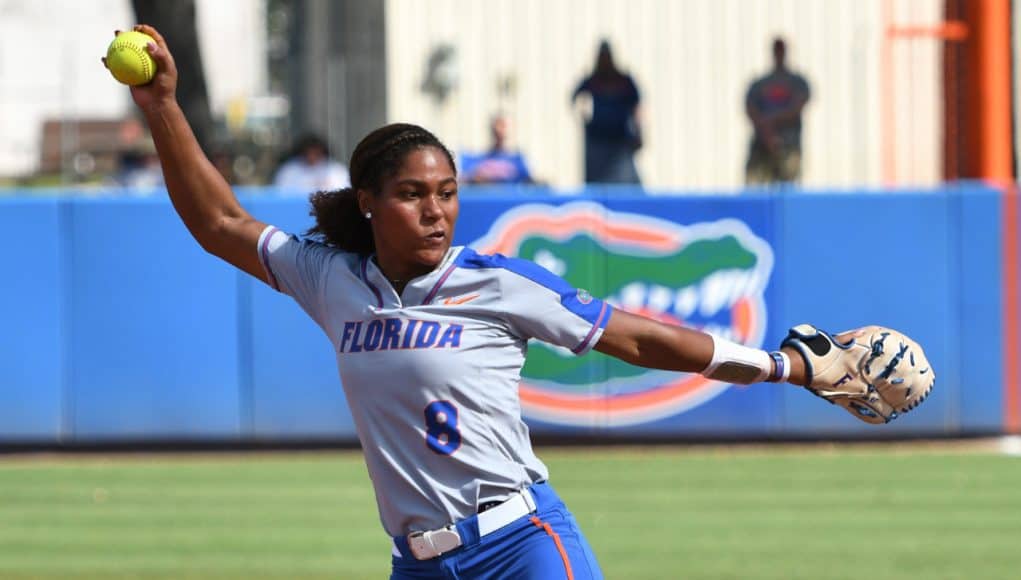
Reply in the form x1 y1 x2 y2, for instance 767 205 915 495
0 199 65 440
0 184 1007 443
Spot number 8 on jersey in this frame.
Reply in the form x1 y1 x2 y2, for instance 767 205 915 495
425 401 462 455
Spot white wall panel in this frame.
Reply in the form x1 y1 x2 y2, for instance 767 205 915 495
385 0 944 189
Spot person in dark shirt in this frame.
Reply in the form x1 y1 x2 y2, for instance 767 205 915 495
744 37 811 186
572 40 642 185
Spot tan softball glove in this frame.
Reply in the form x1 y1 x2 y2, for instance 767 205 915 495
781 324 935 424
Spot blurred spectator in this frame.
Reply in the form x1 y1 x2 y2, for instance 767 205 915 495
273 133 350 192
744 37 811 186
113 140 164 189
572 40 642 185
460 114 534 185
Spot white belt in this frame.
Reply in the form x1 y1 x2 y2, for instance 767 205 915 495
396 489 538 560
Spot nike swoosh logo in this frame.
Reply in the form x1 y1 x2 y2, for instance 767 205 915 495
442 294 480 306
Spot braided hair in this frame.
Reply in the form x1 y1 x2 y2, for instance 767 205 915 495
306 123 457 255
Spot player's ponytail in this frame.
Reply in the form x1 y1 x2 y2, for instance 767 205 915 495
307 123 456 255
307 187 372 254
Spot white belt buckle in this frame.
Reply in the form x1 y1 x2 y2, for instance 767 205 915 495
407 527 462 560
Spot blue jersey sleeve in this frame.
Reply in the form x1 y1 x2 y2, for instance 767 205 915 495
458 250 612 354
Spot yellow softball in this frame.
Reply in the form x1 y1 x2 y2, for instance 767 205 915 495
105 31 157 86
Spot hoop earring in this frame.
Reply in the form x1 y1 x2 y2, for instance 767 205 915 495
364 211 372 219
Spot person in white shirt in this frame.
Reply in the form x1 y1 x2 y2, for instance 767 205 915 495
273 133 351 193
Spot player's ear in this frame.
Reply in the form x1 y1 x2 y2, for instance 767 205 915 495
356 188 373 215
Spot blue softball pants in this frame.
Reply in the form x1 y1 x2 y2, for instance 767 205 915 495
389 482 604 579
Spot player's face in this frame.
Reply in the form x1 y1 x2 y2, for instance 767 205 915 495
372 146 459 278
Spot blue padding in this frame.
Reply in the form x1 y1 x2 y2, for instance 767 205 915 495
0 183 1010 442
956 185 1004 430
776 189 956 434
67 199 242 439
0 199 65 440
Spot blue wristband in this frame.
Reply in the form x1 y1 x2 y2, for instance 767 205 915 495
768 351 790 383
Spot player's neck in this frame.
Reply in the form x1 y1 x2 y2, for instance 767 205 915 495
373 256 433 293
386 275 408 294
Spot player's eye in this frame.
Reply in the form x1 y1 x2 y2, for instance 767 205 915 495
440 190 457 200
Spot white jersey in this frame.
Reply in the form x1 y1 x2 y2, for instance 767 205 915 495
257 227 611 536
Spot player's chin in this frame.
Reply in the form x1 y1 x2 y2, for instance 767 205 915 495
413 242 450 268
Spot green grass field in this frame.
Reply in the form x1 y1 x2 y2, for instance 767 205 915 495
1 443 1019 579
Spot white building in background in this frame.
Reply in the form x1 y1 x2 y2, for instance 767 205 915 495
385 0 943 190
0 0 266 178
1 0 943 190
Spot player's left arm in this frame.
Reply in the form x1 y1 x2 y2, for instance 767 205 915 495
595 310 936 424
593 308 808 385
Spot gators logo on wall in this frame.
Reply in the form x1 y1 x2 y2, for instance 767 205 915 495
472 202 774 427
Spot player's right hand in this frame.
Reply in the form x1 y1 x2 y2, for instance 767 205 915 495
112 24 178 112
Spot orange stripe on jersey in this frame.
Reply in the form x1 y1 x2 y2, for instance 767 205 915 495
530 516 574 580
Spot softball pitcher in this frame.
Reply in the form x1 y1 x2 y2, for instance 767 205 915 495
113 24 934 580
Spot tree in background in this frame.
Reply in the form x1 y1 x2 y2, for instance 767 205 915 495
131 0 214 153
